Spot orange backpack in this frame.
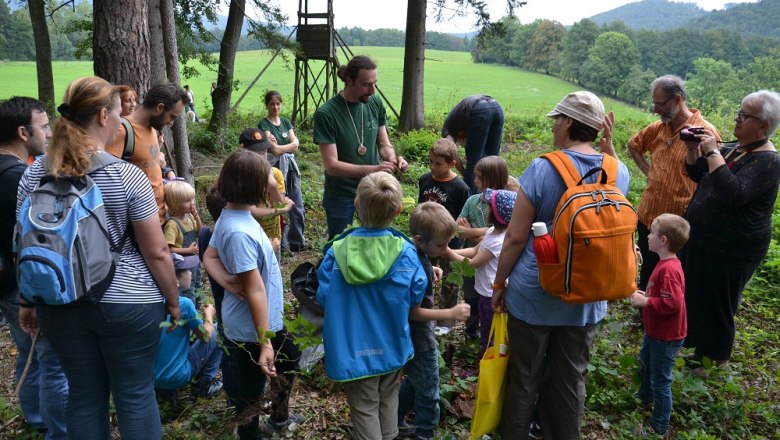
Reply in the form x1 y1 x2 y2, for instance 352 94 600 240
537 151 638 304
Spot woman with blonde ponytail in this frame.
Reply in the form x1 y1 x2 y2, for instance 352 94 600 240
16 76 180 439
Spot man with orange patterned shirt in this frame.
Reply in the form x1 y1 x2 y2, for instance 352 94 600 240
628 75 720 289
107 83 188 224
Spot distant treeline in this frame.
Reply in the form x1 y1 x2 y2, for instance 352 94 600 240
473 17 780 115
0 0 472 63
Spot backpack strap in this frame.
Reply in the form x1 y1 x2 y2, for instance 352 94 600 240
120 118 135 161
88 151 122 173
599 153 619 186
542 151 619 187
541 151 583 188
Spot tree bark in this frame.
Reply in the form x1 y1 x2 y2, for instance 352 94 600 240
399 0 426 132
93 0 150 94
28 0 54 115
159 0 193 184
147 0 166 86
207 0 245 144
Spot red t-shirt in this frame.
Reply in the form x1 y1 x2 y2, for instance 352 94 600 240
643 258 687 341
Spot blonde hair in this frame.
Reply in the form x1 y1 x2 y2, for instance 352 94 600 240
505 176 520 192
49 76 119 177
355 172 403 228
409 202 457 243
651 213 690 253
429 138 458 163
164 180 196 216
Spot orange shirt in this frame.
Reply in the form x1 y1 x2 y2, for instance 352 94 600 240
107 118 166 224
628 109 720 226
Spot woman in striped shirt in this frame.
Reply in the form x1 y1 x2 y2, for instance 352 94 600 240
17 76 180 440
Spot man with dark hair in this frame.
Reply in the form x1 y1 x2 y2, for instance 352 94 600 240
628 75 720 290
0 96 68 439
107 82 189 224
314 55 409 239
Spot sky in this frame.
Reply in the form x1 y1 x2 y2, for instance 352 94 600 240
269 0 758 33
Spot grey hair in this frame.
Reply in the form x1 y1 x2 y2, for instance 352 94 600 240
742 90 780 136
651 75 687 101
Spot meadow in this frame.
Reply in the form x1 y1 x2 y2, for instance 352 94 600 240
0 47 651 123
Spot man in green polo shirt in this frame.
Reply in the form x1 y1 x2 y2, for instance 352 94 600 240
314 55 409 239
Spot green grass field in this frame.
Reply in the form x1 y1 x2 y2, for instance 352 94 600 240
0 47 650 122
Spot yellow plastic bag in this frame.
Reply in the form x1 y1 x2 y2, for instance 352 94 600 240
469 312 509 440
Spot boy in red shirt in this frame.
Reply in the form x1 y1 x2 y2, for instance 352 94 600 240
630 213 690 438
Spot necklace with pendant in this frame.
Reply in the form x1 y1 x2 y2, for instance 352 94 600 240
343 96 367 156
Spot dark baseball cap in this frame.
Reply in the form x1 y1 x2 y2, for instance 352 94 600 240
239 128 272 152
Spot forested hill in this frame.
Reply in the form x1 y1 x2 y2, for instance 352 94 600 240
689 0 780 38
590 0 708 30
591 0 780 38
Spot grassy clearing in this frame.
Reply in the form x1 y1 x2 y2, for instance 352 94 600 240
0 47 648 121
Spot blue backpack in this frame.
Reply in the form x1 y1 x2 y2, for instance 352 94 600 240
15 153 128 305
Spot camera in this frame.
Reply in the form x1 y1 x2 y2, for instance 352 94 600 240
680 126 705 141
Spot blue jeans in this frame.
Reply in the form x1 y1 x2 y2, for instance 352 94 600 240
188 335 222 384
282 164 306 250
397 347 440 439
37 301 165 440
638 334 683 435
322 190 356 240
463 99 504 192
0 290 68 439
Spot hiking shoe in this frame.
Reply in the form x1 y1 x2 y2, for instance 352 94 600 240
433 326 451 336
262 412 304 434
193 378 223 399
639 425 670 439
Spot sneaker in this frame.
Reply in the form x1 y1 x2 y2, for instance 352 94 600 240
433 326 451 336
193 378 223 399
529 419 543 439
639 425 670 439
263 412 304 434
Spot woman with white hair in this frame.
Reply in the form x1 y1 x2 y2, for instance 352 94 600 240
681 90 780 375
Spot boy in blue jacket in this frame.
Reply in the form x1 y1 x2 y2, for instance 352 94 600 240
317 172 427 440
154 253 222 398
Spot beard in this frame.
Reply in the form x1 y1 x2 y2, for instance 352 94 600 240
150 113 166 131
359 94 371 103
659 106 677 124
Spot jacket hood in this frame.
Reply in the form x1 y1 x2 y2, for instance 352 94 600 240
331 228 411 285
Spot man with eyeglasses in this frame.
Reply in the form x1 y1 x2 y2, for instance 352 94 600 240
627 75 721 292
314 55 408 239
0 97 68 439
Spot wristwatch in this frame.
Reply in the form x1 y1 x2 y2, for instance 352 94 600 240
704 149 720 158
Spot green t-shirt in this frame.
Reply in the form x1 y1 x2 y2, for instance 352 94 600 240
313 93 387 198
459 193 490 247
258 117 294 168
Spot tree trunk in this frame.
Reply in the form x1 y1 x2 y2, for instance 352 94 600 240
159 0 193 184
28 0 54 115
207 0 245 145
399 0 426 132
93 0 150 95
147 0 166 85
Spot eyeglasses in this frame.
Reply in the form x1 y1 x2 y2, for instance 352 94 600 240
25 124 52 133
651 96 675 110
735 110 761 122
